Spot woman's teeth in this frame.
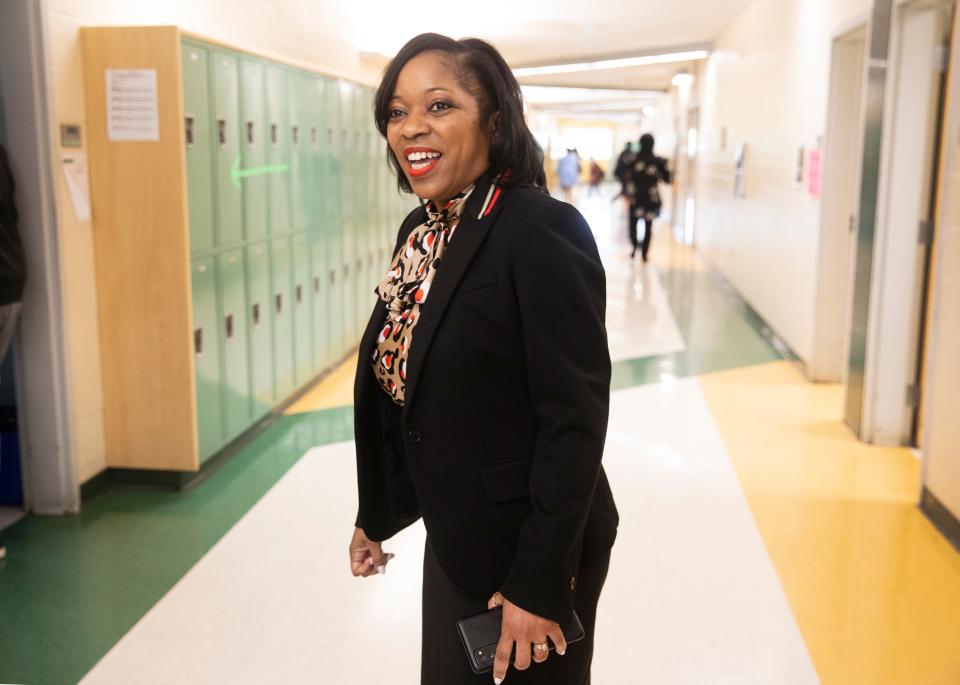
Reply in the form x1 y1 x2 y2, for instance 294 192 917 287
408 151 441 169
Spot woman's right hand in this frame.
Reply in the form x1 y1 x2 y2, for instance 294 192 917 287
349 527 395 577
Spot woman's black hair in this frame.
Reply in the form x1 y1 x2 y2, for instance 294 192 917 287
374 33 547 194
639 133 655 155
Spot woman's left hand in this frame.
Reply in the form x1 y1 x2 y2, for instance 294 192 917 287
487 592 566 683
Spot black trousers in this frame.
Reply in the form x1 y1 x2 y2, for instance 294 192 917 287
421 538 611 684
627 208 654 259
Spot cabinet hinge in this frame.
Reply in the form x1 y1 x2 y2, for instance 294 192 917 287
906 384 920 409
934 45 950 73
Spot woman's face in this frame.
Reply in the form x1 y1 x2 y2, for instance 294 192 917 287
386 51 493 207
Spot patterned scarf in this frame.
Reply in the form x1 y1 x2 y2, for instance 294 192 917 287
371 184 476 405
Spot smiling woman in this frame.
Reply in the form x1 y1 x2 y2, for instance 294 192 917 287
349 33 618 685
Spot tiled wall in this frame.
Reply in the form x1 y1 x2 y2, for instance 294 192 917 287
695 0 871 364
43 1 380 482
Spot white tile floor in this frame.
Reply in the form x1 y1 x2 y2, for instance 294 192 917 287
80 378 817 684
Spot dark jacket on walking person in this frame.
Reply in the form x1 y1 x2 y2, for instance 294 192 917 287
0 144 25 307
624 134 671 261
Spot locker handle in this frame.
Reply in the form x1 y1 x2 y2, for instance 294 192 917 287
246 121 255 146
292 125 299 146
344 264 350 278
356 258 363 271
225 314 235 340
311 127 318 146
367 253 373 267
217 118 227 147
194 327 203 355
314 276 320 293
275 292 283 313
185 115 195 147
252 302 261 326
271 123 279 146
296 284 303 303
327 128 334 148
329 269 336 286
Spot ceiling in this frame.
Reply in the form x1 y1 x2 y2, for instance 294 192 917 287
350 0 752 103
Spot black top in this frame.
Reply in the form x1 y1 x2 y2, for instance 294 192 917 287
626 152 672 219
353 173 618 625
0 144 25 305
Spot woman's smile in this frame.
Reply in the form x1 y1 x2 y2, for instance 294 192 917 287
404 146 443 178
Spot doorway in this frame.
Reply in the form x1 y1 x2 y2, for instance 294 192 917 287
844 0 952 445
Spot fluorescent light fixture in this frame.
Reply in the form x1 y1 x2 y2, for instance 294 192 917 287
642 105 656 117
513 50 709 78
672 72 695 87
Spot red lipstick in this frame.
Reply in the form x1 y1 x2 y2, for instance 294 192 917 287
403 146 442 178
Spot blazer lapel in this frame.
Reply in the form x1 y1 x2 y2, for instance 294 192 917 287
402 176 507 417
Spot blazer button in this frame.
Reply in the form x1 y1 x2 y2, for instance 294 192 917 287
408 430 422 444
570 576 576 591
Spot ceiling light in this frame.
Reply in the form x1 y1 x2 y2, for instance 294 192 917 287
513 50 709 78
672 72 695 87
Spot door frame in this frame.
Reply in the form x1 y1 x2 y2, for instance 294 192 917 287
0 0 79 513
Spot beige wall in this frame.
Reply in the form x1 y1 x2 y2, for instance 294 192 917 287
695 0 872 364
44 1 381 482
922 6 960 522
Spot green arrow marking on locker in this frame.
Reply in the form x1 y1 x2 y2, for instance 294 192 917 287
230 155 290 189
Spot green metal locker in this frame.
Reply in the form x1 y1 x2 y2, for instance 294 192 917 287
240 58 269 241
265 66 292 236
218 249 252 441
181 43 216 253
246 242 274 417
288 71 310 235
327 232 345 359
191 256 225 461
271 236 295 400
291 232 313 386
211 50 244 248
309 233 330 372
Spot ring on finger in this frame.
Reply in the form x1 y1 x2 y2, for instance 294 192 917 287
534 642 549 651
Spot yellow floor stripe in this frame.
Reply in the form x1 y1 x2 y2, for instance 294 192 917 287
699 360 960 684
285 356 358 414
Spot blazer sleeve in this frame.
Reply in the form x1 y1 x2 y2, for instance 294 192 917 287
659 157 673 184
499 200 611 624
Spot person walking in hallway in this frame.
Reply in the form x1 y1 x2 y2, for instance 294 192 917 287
556 147 581 203
0 144 25 562
613 141 635 197
625 133 671 261
348 33 618 685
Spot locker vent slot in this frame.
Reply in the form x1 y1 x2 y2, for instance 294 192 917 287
225 314 235 340
296 284 303 303
271 123 279 146
275 293 283 313
314 276 320 293
217 118 227 147
292 125 299 146
194 327 203 355
185 115 195 147
252 302 261 325
246 121 255 146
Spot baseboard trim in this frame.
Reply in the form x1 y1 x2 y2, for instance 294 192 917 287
80 348 358 500
921 487 960 553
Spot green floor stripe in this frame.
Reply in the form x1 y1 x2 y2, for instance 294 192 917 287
0 406 353 685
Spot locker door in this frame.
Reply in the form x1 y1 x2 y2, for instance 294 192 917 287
240 58 268 241
288 71 308 235
246 242 274 417
266 65 292 235
311 77 326 243
182 43 216 253
211 50 244 248
271 236 295 400
292 232 313 386
218 249 252 441
191 256 225 461
309 233 329 371
327 232 345 359
339 81 357 339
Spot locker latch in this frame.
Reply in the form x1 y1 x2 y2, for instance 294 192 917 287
194 327 203 355
225 314 234 341
185 115 195 147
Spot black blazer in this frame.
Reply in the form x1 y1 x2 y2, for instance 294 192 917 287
353 173 619 624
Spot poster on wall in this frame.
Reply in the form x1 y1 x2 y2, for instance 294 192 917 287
106 69 159 142
808 149 823 198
